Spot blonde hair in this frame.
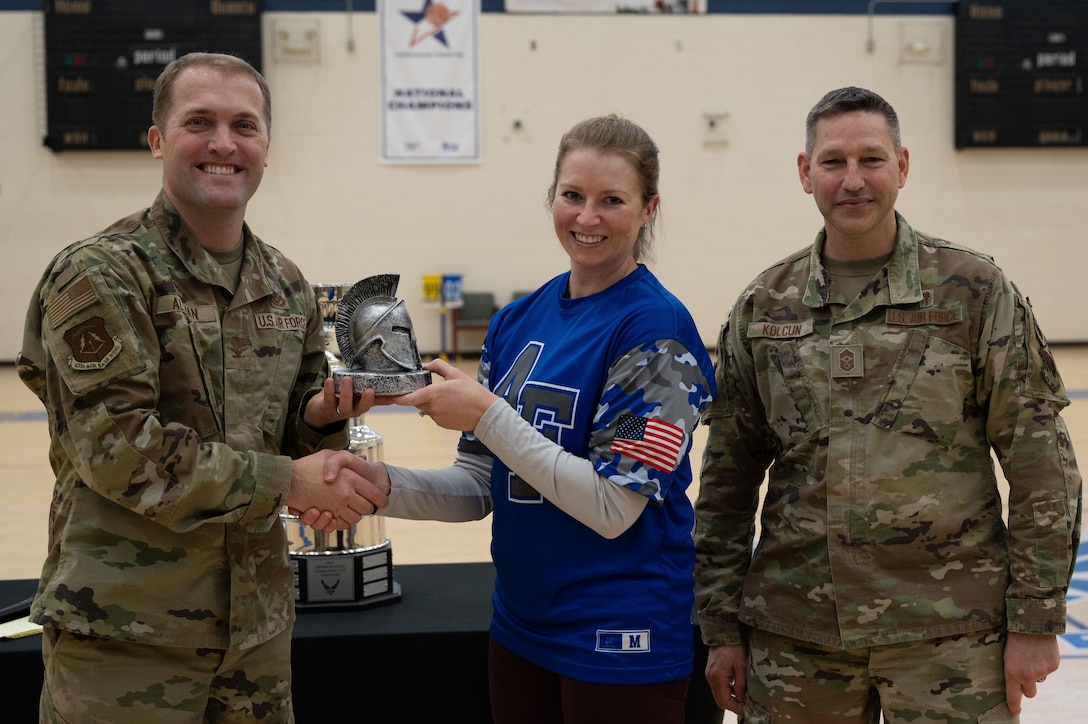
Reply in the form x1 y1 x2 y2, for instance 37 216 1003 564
546 115 661 263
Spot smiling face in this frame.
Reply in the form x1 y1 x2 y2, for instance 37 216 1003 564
147 65 269 241
551 148 658 297
798 110 909 260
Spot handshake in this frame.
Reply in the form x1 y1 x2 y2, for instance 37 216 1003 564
286 449 392 533
287 353 497 534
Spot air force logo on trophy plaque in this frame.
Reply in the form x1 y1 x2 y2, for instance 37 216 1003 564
332 273 432 397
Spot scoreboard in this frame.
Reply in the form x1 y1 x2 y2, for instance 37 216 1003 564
955 1 1086 148
44 0 262 151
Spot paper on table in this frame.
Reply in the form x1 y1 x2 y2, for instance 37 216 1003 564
0 616 42 639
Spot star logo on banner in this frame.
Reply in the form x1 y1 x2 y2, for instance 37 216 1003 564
402 0 460 49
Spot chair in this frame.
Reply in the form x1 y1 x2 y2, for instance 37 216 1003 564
450 291 497 357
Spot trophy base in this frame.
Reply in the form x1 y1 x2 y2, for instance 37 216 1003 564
333 368 432 397
290 539 402 613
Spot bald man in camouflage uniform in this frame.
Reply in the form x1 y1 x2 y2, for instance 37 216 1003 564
694 87 1081 723
18 53 382 722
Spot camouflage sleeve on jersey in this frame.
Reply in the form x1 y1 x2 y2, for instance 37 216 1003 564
978 277 1082 633
588 338 713 503
694 304 778 646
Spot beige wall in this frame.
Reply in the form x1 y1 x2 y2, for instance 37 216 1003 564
2 11 1085 363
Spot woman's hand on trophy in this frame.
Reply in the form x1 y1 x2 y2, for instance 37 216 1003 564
395 358 498 433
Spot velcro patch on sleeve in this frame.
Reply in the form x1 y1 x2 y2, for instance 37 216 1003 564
62 316 123 371
47 276 99 328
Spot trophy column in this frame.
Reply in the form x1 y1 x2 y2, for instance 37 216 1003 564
282 283 402 612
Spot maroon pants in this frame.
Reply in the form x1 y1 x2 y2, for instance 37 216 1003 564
488 636 690 724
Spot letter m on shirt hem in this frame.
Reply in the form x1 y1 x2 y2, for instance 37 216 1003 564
596 629 651 653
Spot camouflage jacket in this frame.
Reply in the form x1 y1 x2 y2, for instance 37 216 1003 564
17 191 345 650
695 213 1082 649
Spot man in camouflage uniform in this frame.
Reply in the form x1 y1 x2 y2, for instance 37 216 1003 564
694 87 1082 722
17 53 383 722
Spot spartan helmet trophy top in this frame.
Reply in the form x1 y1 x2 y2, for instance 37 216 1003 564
333 274 432 396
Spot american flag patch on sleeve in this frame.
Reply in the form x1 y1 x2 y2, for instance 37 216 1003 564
47 276 98 327
609 414 684 472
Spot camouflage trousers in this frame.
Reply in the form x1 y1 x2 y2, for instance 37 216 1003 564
741 626 1016 723
39 626 295 723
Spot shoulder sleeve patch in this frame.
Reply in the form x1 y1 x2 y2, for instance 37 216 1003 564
62 316 124 370
1017 296 1067 401
44 268 150 395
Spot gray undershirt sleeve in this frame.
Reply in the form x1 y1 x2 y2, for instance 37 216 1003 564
381 451 494 522
473 400 648 539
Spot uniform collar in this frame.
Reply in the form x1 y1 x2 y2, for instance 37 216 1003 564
150 190 278 302
803 211 923 309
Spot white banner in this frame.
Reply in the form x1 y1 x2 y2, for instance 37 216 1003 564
504 1 705 12
379 0 481 164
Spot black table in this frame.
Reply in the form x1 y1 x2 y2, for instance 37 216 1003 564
0 563 723 722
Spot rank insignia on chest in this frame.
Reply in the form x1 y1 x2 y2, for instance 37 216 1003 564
831 344 864 378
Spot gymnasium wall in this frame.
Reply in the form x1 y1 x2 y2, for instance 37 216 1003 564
1 3 1084 360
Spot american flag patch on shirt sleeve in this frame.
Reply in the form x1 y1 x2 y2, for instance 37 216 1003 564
609 415 684 472
47 276 98 327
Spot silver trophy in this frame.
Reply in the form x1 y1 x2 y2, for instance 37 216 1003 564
283 276 428 611
312 283 353 365
332 274 432 397
284 421 400 611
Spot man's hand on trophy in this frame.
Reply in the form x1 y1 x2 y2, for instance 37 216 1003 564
287 449 390 532
304 376 376 430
